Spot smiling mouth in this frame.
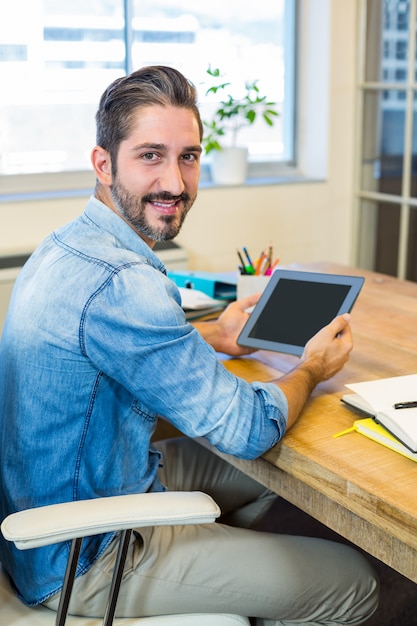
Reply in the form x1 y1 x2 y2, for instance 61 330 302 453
144 191 190 216
149 199 180 215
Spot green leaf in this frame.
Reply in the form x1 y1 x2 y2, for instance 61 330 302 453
207 66 221 78
246 110 256 124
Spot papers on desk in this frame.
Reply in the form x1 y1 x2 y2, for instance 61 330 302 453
178 287 228 320
343 374 417 452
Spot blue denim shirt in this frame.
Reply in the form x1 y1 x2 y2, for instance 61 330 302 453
0 196 288 606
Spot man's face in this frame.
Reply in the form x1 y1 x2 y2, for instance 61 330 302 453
110 105 202 245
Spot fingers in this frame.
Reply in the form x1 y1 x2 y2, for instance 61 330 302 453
235 292 262 311
330 312 351 335
301 313 353 379
305 313 352 347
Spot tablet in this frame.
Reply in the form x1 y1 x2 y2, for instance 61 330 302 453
237 269 364 356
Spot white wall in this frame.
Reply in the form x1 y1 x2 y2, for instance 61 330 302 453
0 1 358 273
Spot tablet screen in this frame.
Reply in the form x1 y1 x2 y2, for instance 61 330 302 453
237 269 364 356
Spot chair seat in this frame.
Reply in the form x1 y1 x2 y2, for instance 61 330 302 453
0 567 250 625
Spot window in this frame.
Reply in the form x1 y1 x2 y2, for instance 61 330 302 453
0 0 296 187
354 0 417 281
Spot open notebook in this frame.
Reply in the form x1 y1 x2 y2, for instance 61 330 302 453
342 374 417 452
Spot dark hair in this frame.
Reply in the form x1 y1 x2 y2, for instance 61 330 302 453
95 65 203 168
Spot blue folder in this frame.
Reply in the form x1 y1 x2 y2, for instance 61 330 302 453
168 271 237 300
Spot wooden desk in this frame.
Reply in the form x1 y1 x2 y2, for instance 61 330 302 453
204 262 417 583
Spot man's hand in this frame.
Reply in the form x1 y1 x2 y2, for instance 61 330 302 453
194 293 262 356
276 313 353 429
301 313 353 383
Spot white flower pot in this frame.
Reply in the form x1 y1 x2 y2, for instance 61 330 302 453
209 147 248 185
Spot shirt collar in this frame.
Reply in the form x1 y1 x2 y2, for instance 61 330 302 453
84 195 167 274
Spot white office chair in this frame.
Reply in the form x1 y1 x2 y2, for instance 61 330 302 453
0 491 250 626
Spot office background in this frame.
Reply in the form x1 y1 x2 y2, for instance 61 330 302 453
2 3 417 622
0 1 354 273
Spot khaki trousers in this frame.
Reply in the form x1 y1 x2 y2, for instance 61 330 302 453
45 437 379 625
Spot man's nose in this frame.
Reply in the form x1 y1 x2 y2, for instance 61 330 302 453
158 160 185 196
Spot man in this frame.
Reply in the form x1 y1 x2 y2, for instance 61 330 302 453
0 66 378 624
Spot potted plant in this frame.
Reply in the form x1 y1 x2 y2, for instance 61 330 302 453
202 66 279 185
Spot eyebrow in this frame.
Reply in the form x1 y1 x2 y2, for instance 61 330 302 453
132 143 202 154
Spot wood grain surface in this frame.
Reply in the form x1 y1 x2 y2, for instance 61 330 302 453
201 262 417 582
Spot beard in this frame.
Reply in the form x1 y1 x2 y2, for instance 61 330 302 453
110 178 196 242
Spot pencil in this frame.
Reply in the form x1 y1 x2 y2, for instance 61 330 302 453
255 252 267 275
270 257 280 272
266 244 273 271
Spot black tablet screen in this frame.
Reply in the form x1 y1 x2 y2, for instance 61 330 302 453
248 279 350 348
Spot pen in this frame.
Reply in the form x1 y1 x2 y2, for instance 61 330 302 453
393 401 417 409
237 250 248 274
243 247 255 274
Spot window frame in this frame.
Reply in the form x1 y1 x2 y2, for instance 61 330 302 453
353 0 417 280
0 0 332 200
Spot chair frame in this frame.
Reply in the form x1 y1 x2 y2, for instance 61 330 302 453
1 491 249 626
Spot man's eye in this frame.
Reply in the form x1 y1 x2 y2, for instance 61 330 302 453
182 153 198 162
142 152 158 161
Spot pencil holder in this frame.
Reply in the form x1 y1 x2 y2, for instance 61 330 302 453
237 274 270 300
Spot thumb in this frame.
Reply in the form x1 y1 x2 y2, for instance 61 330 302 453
237 291 262 310
329 312 351 336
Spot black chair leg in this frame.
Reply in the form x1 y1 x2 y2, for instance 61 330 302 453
55 537 83 626
103 529 133 626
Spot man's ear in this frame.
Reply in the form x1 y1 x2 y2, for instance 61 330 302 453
91 146 113 186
